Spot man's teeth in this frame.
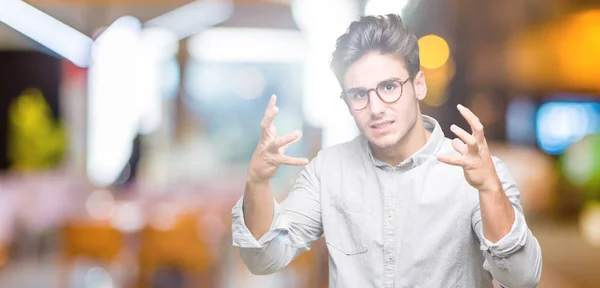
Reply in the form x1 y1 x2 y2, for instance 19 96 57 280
374 122 391 128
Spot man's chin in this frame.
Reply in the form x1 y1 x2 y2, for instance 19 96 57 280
367 134 398 149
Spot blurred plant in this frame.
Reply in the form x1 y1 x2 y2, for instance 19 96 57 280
7 88 67 171
560 134 600 201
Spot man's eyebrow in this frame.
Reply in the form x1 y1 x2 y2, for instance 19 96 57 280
346 77 402 90
380 77 401 83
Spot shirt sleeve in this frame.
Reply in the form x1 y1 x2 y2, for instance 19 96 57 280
471 157 543 288
231 154 324 275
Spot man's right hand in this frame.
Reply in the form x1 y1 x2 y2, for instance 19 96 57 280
247 94 309 184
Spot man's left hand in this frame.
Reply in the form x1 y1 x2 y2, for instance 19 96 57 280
436 104 501 193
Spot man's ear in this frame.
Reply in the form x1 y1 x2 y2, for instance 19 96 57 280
413 71 427 101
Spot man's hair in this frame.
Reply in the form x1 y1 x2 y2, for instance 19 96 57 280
330 14 420 87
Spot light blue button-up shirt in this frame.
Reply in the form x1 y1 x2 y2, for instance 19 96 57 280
232 115 542 287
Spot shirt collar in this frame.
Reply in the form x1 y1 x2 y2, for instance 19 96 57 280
363 115 445 170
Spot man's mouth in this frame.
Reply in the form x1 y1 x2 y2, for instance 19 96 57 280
371 121 394 129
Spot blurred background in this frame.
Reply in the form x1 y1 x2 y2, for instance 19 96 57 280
0 0 599 287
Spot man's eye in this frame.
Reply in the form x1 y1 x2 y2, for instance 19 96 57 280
384 83 398 91
349 91 367 99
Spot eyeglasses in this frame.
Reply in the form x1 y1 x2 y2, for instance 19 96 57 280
340 78 411 111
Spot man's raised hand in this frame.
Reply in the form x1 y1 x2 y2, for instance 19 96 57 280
247 94 309 183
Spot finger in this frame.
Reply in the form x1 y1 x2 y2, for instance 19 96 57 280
451 138 468 155
261 95 279 136
457 104 485 144
276 155 309 166
436 154 465 167
279 131 302 154
262 95 278 122
271 131 302 150
267 94 277 110
450 124 477 151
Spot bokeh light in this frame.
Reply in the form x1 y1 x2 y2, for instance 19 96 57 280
85 189 116 220
536 101 600 155
110 202 144 233
418 35 450 70
580 201 600 248
364 0 409 16
422 57 455 107
506 9 600 92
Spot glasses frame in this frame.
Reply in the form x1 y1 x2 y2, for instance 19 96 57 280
340 77 412 111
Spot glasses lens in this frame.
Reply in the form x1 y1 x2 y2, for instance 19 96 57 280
376 80 402 103
346 90 369 110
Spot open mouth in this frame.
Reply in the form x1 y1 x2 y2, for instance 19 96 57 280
371 121 394 130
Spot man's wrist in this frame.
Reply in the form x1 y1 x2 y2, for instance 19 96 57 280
478 178 503 194
246 175 271 188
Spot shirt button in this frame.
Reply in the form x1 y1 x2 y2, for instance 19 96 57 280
386 253 394 261
386 211 393 218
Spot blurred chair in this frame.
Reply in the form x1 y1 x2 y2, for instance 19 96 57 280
137 211 214 288
59 220 125 287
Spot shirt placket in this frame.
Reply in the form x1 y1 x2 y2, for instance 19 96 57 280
382 167 397 288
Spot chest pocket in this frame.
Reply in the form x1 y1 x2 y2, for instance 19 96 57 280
324 196 372 255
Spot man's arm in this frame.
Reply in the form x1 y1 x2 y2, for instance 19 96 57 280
231 94 321 275
232 157 323 275
242 180 275 241
437 104 542 287
242 94 309 240
472 157 542 288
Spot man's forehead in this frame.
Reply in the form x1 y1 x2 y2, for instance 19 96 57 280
343 53 409 89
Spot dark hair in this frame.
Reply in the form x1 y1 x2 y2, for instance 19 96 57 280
330 14 420 87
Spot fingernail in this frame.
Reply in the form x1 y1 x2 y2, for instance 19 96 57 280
457 104 463 110
450 124 457 131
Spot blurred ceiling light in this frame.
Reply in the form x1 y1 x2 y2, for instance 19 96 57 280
138 27 179 62
0 0 93 67
145 0 234 40
418 34 450 70
87 16 143 187
136 28 178 135
365 0 409 16
92 16 142 62
188 28 306 63
291 0 359 33
291 0 361 147
88 17 177 187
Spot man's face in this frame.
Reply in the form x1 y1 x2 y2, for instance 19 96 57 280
343 52 427 149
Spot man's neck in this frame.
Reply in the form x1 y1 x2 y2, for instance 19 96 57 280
371 116 431 167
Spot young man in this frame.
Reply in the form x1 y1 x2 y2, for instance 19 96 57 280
232 14 542 287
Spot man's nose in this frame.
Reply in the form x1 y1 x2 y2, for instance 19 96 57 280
368 90 385 115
